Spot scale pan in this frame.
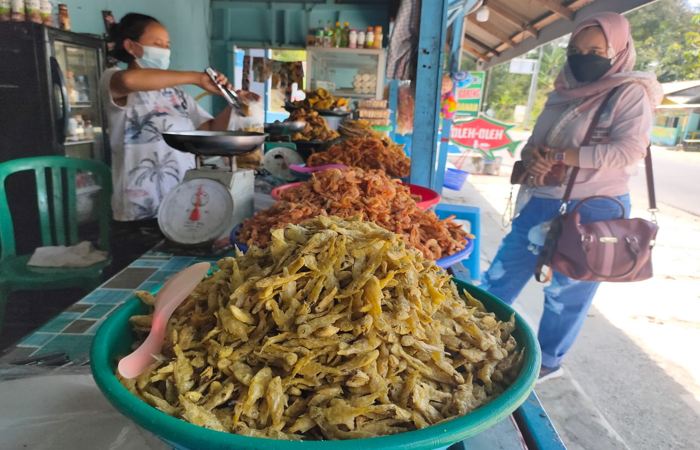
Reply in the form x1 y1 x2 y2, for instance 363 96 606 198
162 131 267 156
264 120 306 134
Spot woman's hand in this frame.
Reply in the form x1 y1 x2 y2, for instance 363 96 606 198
527 148 557 177
197 70 233 95
520 145 536 165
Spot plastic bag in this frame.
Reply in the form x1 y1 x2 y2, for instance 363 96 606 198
0 367 166 449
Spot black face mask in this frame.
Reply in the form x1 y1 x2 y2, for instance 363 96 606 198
567 53 612 82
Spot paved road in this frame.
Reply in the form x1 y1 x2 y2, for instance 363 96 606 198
629 147 700 216
444 170 700 450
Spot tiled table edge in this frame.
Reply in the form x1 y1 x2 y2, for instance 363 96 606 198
1 252 222 362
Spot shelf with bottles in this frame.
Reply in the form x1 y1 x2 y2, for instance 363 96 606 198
65 71 93 105
309 21 384 50
66 114 96 143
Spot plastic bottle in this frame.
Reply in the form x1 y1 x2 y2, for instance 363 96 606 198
348 29 357 49
340 21 350 47
315 20 324 46
10 0 24 21
25 0 40 23
39 0 51 25
57 3 69 30
365 26 374 49
374 25 383 48
357 30 366 48
84 119 94 139
74 115 84 139
333 21 341 47
0 1 10 22
323 21 332 48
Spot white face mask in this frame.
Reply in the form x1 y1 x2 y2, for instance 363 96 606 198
134 43 170 70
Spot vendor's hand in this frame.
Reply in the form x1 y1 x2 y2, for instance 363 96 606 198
198 70 233 95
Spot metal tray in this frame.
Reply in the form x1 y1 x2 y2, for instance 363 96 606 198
161 131 267 156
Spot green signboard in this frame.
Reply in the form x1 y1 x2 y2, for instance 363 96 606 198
455 71 485 117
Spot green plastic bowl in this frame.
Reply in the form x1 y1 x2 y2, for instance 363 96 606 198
91 279 540 450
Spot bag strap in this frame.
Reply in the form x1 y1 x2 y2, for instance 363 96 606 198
561 86 657 215
644 146 657 213
561 86 622 205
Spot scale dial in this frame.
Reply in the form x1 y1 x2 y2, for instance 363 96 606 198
158 178 234 245
262 147 304 181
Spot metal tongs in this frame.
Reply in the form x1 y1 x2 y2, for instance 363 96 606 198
205 67 246 114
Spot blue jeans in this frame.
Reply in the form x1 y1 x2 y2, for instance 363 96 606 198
481 194 631 368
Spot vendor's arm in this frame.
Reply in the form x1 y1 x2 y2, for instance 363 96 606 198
545 84 652 169
109 69 232 107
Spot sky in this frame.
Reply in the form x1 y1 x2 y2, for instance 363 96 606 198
688 0 700 9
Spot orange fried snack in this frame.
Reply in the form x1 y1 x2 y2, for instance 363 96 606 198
307 137 410 178
238 168 471 260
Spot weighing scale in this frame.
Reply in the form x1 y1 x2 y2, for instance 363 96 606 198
261 120 307 182
158 130 266 247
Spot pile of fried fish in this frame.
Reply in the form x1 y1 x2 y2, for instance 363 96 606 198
121 217 523 440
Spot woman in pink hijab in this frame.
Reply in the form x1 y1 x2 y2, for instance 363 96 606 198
481 12 661 382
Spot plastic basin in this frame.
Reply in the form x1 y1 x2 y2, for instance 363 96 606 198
444 168 469 191
436 238 474 269
270 182 441 211
91 278 540 450
406 183 441 210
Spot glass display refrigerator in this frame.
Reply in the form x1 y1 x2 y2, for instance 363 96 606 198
0 21 107 163
306 47 386 101
0 22 108 251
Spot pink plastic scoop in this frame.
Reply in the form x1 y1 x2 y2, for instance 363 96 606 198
117 262 210 379
289 163 347 173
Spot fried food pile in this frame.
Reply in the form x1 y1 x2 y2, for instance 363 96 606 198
338 119 385 140
292 88 348 111
238 168 470 260
289 108 340 142
307 137 410 178
121 217 522 440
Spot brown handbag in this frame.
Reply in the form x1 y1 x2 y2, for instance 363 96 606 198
534 86 659 283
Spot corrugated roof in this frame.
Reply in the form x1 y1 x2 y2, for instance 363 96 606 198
464 0 659 68
661 80 700 95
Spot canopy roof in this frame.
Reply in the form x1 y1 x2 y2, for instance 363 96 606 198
463 0 659 68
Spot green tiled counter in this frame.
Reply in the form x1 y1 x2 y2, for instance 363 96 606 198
0 252 219 363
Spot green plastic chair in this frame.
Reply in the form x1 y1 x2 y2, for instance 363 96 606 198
0 156 112 334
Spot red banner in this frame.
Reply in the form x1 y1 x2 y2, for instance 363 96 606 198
449 115 520 159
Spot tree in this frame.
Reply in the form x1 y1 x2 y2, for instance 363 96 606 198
627 0 700 81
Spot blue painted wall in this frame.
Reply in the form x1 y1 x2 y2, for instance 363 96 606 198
210 0 390 48
209 0 391 115
57 0 212 110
